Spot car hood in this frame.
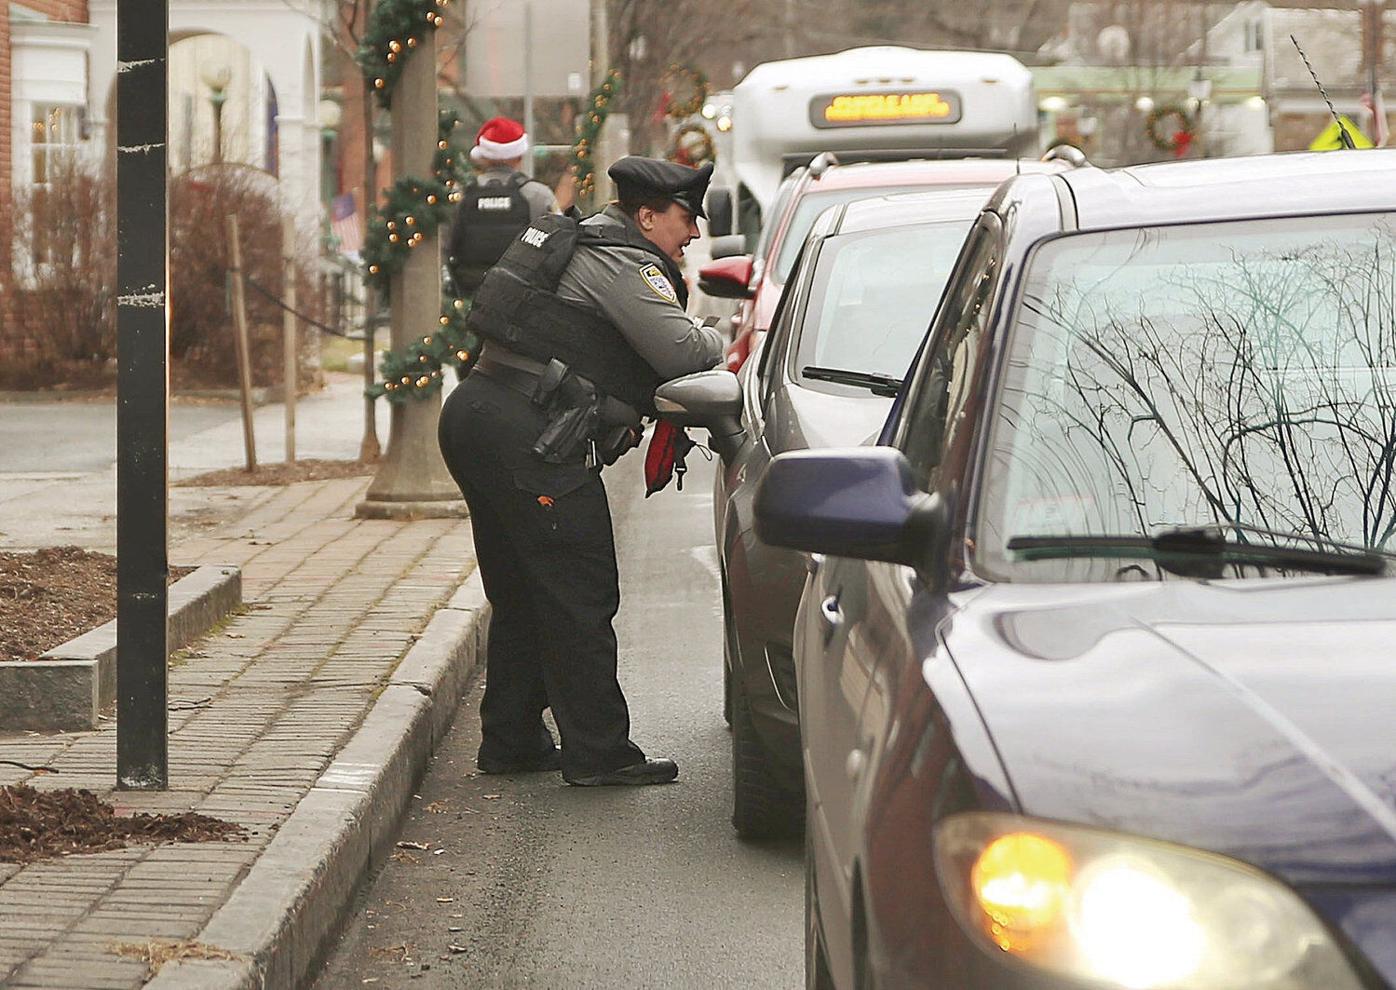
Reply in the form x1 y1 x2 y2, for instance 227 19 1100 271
773 384 892 452
944 577 1396 889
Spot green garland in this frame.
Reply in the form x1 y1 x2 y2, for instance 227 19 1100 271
369 294 478 401
364 111 466 292
571 70 622 208
365 110 481 404
357 0 451 108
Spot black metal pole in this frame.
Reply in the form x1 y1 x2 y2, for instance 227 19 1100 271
115 0 170 791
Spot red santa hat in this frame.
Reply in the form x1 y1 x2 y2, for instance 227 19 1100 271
470 116 529 164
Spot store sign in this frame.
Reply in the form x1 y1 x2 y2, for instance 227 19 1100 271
810 91 963 128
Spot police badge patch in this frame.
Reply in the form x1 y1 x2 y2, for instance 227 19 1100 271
639 264 678 303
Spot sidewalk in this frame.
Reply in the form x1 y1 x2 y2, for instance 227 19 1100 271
0 475 483 988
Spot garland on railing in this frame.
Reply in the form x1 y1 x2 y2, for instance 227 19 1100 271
571 69 622 208
357 0 451 108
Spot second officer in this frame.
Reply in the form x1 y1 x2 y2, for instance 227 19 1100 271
438 156 723 786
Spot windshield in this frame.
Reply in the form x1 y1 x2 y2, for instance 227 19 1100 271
977 212 1396 582
796 220 973 385
773 186 912 284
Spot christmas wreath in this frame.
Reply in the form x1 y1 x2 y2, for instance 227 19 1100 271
661 64 708 120
669 123 716 168
1145 105 1195 157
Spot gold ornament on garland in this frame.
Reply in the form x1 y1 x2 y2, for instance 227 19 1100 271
570 69 623 209
357 0 452 108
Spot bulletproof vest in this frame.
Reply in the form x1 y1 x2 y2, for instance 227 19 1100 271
466 213 688 413
451 172 533 290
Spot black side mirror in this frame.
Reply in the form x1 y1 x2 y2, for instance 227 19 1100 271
705 187 734 238
754 448 944 567
654 370 746 462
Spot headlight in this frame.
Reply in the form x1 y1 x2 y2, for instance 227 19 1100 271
934 813 1364 989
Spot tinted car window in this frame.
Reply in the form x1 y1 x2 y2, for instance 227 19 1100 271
977 212 1396 581
773 186 951 285
794 220 972 385
899 221 1001 490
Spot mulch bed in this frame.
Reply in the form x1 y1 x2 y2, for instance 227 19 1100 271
0 548 193 663
175 458 374 488
0 785 244 864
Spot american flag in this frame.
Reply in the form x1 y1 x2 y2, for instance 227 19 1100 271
331 193 364 255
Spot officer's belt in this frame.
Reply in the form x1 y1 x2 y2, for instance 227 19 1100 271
473 346 547 399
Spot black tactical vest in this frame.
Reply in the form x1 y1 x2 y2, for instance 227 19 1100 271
466 213 688 413
450 172 533 291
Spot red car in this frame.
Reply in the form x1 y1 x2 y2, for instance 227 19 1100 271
699 156 1054 371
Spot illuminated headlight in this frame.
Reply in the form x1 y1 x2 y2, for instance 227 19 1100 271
934 813 1364 989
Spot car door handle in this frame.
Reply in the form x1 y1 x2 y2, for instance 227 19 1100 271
819 594 843 644
807 553 824 576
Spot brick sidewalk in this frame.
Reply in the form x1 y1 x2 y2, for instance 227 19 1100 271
0 478 476 988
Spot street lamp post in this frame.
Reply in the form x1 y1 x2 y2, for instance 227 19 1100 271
200 63 231 165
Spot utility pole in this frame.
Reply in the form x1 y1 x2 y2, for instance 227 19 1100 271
115 0 170 791
1359 0 1387 144
357 19 465 519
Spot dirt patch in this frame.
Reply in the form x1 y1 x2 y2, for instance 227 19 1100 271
0 548 193 663
175 458 374 488
0 785 245 864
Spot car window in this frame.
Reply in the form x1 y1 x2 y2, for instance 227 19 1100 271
976 212 1396 581
772 185 934 286
898 219 1002 490
753 176 799 265
792 219 973 386
759 238 816 406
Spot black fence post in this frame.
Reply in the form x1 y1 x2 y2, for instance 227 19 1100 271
115 0 170 791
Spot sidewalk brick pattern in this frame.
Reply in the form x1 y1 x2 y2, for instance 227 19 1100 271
0 478 475 988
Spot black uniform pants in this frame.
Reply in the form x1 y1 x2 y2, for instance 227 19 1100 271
438 372 646 776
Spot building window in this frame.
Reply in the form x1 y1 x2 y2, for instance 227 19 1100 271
1244 19 1264 53
29 104 82 265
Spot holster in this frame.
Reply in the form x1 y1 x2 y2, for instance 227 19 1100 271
529 359 642 465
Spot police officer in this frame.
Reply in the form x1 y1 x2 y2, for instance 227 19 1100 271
438 157 723 786
446 117 558 293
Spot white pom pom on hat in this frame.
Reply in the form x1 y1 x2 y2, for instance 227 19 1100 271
471 116 529 164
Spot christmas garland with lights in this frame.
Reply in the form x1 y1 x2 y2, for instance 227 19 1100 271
570 69 623 207
357 0 451 108
365 111 483 404
662 64 708 120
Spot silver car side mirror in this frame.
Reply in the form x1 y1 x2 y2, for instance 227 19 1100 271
655 370 745 462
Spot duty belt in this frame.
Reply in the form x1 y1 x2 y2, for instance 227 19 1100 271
472 346 546 400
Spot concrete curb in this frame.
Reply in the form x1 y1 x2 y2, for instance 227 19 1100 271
0 564 242 732
145 569 490 990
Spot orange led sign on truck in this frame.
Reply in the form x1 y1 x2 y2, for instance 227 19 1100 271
810 90 963 128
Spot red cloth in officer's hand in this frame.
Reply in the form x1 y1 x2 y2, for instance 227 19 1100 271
644 420 694 497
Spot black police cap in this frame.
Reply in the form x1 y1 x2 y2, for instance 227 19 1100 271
608 156 713 219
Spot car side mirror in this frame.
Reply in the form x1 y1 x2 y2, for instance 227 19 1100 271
709 234 747 260
698 255 755 300
706 187 734 237
754 448 944 567
655 370 746 462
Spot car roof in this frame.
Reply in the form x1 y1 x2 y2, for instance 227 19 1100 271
833 188 995 234
1064 150 1396 230
806 157 1059 191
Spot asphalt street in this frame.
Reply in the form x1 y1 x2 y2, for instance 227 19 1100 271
312 450 804 990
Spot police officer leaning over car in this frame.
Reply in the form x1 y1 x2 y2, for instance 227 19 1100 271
438 156 723 786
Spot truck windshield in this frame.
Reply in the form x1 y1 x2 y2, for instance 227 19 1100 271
772 186 905 285
976 212 1396 582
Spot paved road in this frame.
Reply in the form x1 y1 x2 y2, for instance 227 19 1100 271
313 452 804 990
0 374 372 550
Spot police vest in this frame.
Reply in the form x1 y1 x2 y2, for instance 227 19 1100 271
466 214 688 413
450 172 533 290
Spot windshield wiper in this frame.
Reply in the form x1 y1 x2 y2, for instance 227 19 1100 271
801 366 902 397
1005 525 1387 578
